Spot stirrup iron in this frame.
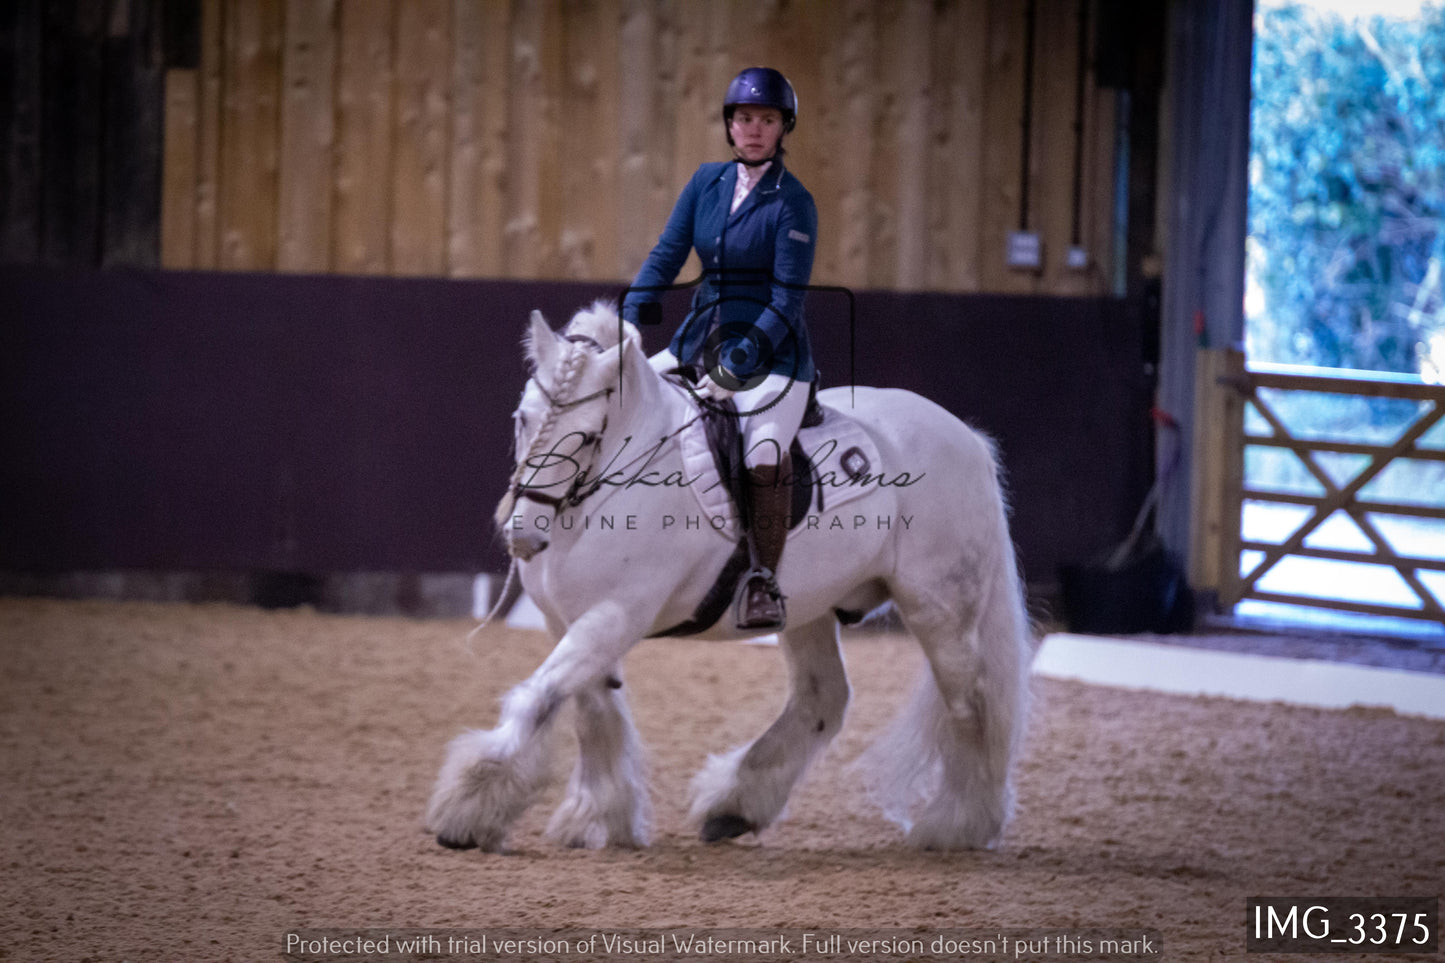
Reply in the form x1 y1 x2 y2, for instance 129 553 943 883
736 566 786 631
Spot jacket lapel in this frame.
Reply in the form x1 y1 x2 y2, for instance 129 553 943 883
725 160 783 225
712 164 738 229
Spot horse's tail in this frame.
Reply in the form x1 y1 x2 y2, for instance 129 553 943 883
954 481 1033 843
855 431 1033 849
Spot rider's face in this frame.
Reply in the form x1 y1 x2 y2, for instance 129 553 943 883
729 106 784 163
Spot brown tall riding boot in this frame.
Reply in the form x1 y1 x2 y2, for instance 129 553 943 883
737 455 792 630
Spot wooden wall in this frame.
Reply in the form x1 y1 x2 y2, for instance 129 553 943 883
159 0 1120 294
0 0 176 268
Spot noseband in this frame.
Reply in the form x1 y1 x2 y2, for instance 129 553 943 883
510 334 615 514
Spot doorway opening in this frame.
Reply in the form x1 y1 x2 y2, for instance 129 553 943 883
1239 0 1445 639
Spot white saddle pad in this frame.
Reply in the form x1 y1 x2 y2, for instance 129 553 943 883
677 400 885 541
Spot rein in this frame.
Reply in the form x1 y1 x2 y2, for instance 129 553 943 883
532 380 613 412
513 374 706 516
506 334 709 530
531 333 613 412
556 404 705 510
508 332 614 513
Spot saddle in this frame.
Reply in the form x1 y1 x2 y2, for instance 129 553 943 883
649 367 823 638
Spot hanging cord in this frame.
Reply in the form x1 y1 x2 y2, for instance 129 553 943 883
1018 0 1039 232
1106 407 1182 570
471 376 708 641
469 557 524 641
1069 0 1090 247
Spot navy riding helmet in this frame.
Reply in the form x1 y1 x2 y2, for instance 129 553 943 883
722 67 798 142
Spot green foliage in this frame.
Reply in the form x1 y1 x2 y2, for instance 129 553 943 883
1248 3 1445 374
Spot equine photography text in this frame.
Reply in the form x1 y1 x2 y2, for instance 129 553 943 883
508 511 917 534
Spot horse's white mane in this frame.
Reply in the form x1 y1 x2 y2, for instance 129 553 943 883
504 300 637 529
524 300 637 376
562 299 624 349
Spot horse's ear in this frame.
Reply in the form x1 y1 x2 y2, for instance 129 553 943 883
617 330 652 396
620 327 647 367
593 339 624 380
526 310 559 370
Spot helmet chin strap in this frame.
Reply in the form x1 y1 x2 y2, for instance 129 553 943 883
732 144 785 168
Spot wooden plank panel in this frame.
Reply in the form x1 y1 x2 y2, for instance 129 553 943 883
277 0 336 273
866 0 902 290
1219 347 1248 606
535 0 566 280
833 0 875 288
890 0 930 290
558 0 621 280
1087 71 1116 293
1073 0 1109 294
590 0 622 278
162 68 200 268
102 0 164 268
764 0 824 283
333 0 394 274
391 0 448 276
504 0 563 278
751 0 822 180
657 0 718 289
698 0 731 165
449 0 510 278
1033 0 1080 294
218 0 283 270
648 0 679 270
670 0 710 199
195 0 222 268
41 1 106 266
783 0 823 176
617 0 666 276
1153 11 1173 293
927 0 987 291
1189 347 1227 590
978 0 1031 293
1 0 43 263
807 0 843 287
680 0 731 284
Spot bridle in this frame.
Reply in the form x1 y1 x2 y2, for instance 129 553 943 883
508 334 615 514
504 331 710 526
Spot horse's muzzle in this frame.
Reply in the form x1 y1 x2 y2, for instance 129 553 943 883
509 529 549 560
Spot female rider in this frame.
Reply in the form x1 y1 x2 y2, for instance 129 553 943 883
622 66 817 631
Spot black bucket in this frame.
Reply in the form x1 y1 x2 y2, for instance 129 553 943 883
1058 543 1195 635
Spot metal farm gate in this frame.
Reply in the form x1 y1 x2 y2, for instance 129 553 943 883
1195 350 1445 628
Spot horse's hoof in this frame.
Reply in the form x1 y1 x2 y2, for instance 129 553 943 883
436 833 478 851
700 814 754 843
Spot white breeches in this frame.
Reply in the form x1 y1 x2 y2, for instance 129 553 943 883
648 349 805 469
734 374 806 469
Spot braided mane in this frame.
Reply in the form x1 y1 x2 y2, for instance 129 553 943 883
495 301 633 529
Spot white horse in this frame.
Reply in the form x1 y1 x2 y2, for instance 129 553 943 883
426 301 1032 851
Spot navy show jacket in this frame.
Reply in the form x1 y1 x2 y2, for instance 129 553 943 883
623 159 818 383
